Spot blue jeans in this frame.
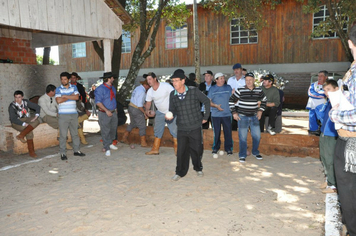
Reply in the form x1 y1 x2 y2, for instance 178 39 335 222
154 110 177 138
238 114 261 158
211 116 233 152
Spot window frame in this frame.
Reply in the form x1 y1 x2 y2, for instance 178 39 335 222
312 5 348 39
165 24 188 50
230 18 258 45
121 31 132 53
72 42 86 58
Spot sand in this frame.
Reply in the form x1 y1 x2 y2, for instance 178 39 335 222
0 134 325 236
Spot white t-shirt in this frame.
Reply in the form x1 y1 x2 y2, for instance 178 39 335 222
227 76 246 91
227 76 246 106
146 82 174 113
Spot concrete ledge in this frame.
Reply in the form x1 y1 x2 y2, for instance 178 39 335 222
0 124 59 154
117 125 319 158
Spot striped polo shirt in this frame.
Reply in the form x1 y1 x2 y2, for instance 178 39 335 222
55 84 79 114
229 86 267 116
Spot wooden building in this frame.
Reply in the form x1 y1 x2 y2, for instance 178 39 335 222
58 1 351 108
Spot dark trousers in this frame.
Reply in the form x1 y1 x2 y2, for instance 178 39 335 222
175 127 203 177
212 116 233 152
201 112 212 129
260 106 278 132
334 137 356 236
231 106 238 131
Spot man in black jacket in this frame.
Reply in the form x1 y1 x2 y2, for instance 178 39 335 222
199 70 216 129
167 70 210 181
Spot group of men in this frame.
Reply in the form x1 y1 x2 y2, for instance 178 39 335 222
9 72 87 160
304 24 356 235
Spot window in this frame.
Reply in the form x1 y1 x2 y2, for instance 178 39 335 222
230 18 258 45
72 42 86 58
122 31 131 53
165 24 188 49
313 5 348 39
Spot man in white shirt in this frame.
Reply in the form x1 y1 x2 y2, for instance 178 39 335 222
227 63 246 130
38 84 58 129
145 72 178 155
38 84 72 150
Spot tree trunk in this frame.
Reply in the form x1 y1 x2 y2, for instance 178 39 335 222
193 0 201 83
43 47 51 65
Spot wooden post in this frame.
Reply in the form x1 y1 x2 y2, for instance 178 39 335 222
103 39 112 72
193 0 201 83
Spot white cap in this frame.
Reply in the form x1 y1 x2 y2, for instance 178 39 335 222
214 72 225 79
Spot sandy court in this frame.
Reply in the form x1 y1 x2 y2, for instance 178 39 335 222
0 134 325 236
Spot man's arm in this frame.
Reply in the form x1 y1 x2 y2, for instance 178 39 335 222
56 94 79 104
38 96 57 117
330 109 356 126
308 83 325 99
266 89 280 107
8 104 24 126
144 101 153 117
197 90 210 121
229 90 239 113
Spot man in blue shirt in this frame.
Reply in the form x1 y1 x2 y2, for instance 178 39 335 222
55 72 85 160
208 72 233 157
95 72 119 157
122 78 150 147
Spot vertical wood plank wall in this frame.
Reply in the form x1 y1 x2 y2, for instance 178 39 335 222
59 1 348 73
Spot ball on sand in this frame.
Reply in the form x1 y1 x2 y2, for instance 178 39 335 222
219 150 224 156
213 154 219 159
130 144 135 149
166 111 173 119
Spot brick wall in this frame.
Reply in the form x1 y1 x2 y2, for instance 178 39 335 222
0 37 36 65
280 73 312 109
0 64 66 126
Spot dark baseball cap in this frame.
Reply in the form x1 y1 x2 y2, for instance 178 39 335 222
245 72 255 79
263 74 275 83
203 70 213 76
232 63 242 70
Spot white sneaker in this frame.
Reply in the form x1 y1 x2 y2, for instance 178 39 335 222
267 126 276 136
105 150 111 156
110 144 118 150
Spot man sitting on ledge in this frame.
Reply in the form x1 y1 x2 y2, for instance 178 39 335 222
8 90 41 158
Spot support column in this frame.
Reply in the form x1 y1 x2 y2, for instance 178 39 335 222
103 39 112 72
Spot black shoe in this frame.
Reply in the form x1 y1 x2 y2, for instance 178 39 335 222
74 151 86 156
227 150 233 156
254 154 263 160
212 150 218 154
61 154 67 160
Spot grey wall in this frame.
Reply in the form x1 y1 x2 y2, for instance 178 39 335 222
0 64 66 126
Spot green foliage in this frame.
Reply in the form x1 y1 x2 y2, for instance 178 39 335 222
36 55 56 65
201 0 283 31
299 0 355 39
122 0 191 33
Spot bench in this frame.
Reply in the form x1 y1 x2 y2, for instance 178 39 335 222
117 124 319 158
0 123 59 154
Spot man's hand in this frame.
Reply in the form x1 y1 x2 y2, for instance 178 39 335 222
216 104 224 111
30 116 38 122
233 113 240 121
106 110 113 117
86 110 91 116
256 111 262 120
202 119 207 124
